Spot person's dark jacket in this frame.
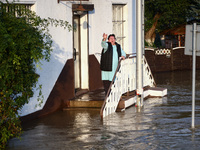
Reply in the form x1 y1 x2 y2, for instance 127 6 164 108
100 42 121 71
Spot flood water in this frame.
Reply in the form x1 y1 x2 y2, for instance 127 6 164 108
7 70 200 150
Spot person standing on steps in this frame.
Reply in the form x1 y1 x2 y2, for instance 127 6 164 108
100 33 126 95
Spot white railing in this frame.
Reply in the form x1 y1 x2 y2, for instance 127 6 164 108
143 56 156 88
100 55 156 119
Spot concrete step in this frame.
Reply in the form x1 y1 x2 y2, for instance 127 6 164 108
67 100 103 108
64 89 105 108
64 87 167 110
117 87 167 111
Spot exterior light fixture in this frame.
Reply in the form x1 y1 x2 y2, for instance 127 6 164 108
76 0 86 15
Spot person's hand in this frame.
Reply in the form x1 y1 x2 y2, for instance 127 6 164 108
120 56 125 60
103 33 107 41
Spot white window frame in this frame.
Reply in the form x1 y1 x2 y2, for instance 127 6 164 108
1 0 36 12
112 4 128 51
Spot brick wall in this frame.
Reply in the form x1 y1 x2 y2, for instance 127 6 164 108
145 48 200 73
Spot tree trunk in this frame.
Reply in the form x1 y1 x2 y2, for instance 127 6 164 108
145 13 161 44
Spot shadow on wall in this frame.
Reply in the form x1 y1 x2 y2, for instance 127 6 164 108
20 40 73 116
20 41 75 123
52 42 72 64
20 41 103 123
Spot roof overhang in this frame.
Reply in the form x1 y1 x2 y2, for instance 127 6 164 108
72 4 94 11
161 25 186 35
57 0 94 12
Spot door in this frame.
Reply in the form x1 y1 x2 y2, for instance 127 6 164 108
73 13 89 92
73 15 81 91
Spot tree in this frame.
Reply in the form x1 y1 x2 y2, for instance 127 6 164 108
145 0 200 44
0 2 72 149
154 29 162 48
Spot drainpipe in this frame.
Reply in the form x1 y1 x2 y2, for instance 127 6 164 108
142 0 145 56
136 0 144 107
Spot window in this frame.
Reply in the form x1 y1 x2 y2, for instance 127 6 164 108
112 4 127 50
1 2 35 17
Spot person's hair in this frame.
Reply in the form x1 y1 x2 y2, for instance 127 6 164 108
108 34 116 40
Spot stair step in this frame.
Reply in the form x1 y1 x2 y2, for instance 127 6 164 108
67 100 104 108
63 87 167 110
117 87 167 111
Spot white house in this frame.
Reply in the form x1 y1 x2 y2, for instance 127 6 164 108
4 0 138 119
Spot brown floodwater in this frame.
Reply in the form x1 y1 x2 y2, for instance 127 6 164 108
7 70 200 150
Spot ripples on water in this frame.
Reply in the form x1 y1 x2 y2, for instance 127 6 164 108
7 70 200 150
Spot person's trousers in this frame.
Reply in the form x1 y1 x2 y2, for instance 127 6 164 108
103 80 111 96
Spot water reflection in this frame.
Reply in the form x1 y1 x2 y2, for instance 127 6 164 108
7 70 200 150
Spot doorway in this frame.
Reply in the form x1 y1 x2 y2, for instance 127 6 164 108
73 13 89 93
73 15 81 92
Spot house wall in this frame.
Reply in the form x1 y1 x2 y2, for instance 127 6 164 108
89 0 136 57
18 0 136 117
20 0 74 116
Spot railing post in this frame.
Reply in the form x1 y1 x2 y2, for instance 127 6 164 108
191 23 197 129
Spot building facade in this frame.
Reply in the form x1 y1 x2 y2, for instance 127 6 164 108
4 0 137 117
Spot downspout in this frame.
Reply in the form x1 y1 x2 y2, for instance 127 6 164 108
136 0 144 107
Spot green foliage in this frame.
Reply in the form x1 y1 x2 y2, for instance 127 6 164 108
35 84 44 109
0 1 72 149
145 0 200 33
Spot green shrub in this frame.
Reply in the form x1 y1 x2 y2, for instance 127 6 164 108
0 1 71 149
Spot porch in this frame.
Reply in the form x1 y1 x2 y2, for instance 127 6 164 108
64 86 167 112
63 54 167 118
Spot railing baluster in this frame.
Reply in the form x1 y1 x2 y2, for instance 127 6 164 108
100 55 155 119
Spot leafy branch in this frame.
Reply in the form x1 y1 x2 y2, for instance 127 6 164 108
0 1 72 149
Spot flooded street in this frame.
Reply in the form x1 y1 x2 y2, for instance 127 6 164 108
7 70 200 150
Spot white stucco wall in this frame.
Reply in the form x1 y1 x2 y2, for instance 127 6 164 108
19 0 73 116
17 0 137 116
89 0 136 57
